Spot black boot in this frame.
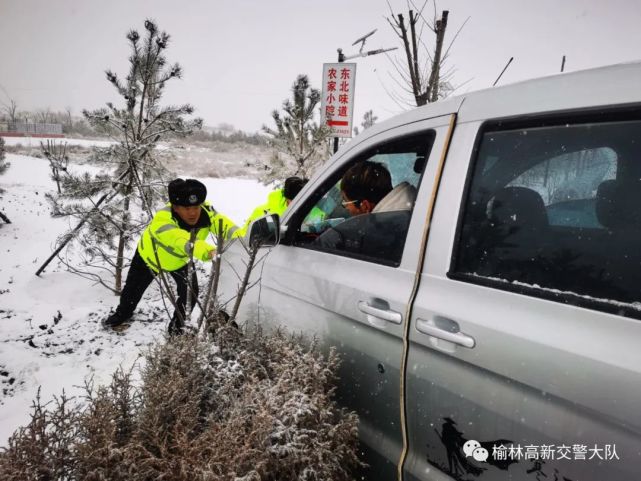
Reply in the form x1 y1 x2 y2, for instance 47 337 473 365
168 316 184 336
103 311 130 329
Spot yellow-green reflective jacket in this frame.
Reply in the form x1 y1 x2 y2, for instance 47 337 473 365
247 188 288 223
137 201 240 273
241 188 327 237
240 189 288 236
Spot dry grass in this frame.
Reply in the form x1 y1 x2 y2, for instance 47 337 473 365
0 326 361 481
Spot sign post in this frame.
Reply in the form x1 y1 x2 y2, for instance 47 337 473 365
322 30 397 154
321 62 356 153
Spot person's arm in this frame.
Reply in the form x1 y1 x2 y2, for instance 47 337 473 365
200 204 243 257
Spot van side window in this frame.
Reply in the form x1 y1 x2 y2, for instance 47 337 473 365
453 118 641 311
292 131 435 266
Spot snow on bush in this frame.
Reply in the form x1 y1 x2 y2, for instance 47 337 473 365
0 326 361 480
0 137 6 171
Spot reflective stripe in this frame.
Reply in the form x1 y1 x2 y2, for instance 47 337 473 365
145 238 179 273
152 237 187 259
144 255 160 272
227 225 239 238
155 224 178 234
160 206 172 213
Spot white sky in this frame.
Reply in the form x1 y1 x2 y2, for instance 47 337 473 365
1 0 641 133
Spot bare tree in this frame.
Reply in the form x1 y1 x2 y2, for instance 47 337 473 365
1 99 18 124
36 108 53 124
385 1 468 107
40 140 69 194
63 107 73 133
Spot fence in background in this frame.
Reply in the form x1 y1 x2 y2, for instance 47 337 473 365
0 122 64 138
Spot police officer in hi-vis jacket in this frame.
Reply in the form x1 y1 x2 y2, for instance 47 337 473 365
243 176 307 224
104 178 239 334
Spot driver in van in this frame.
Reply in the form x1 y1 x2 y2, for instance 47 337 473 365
340 160 417 214
312 160 418 261
340 160 393 214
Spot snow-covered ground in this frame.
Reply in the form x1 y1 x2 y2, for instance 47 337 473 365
2 136 116 149
4 135 270 179
0 152 271 444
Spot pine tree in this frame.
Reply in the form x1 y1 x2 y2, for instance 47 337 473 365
353 110 378 136
0 137 11 223
361 109 378 130
0 137 7 175
46 20 202 292
260 75 330 183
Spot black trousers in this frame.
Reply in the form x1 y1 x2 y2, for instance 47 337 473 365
115 250 198 332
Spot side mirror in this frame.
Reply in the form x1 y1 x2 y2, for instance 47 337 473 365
249 213 280 247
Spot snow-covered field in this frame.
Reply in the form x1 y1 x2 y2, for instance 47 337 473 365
0 151 270 444
4 135 270 179
2 136 116 149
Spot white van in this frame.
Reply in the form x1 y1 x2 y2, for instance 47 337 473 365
220 61 641 481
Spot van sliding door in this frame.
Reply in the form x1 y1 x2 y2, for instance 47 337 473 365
404 113 641 481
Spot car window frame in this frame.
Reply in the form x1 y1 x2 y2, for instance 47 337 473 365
281 129 436 267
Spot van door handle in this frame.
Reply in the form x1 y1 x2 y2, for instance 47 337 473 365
358 301 402 324
416 318 476 348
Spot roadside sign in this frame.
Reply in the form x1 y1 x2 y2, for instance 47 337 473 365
320 63 356 138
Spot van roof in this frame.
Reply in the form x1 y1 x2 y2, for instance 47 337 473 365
348 60 641 149
460 60 641 122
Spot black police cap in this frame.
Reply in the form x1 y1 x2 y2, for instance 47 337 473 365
168 178 207 206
